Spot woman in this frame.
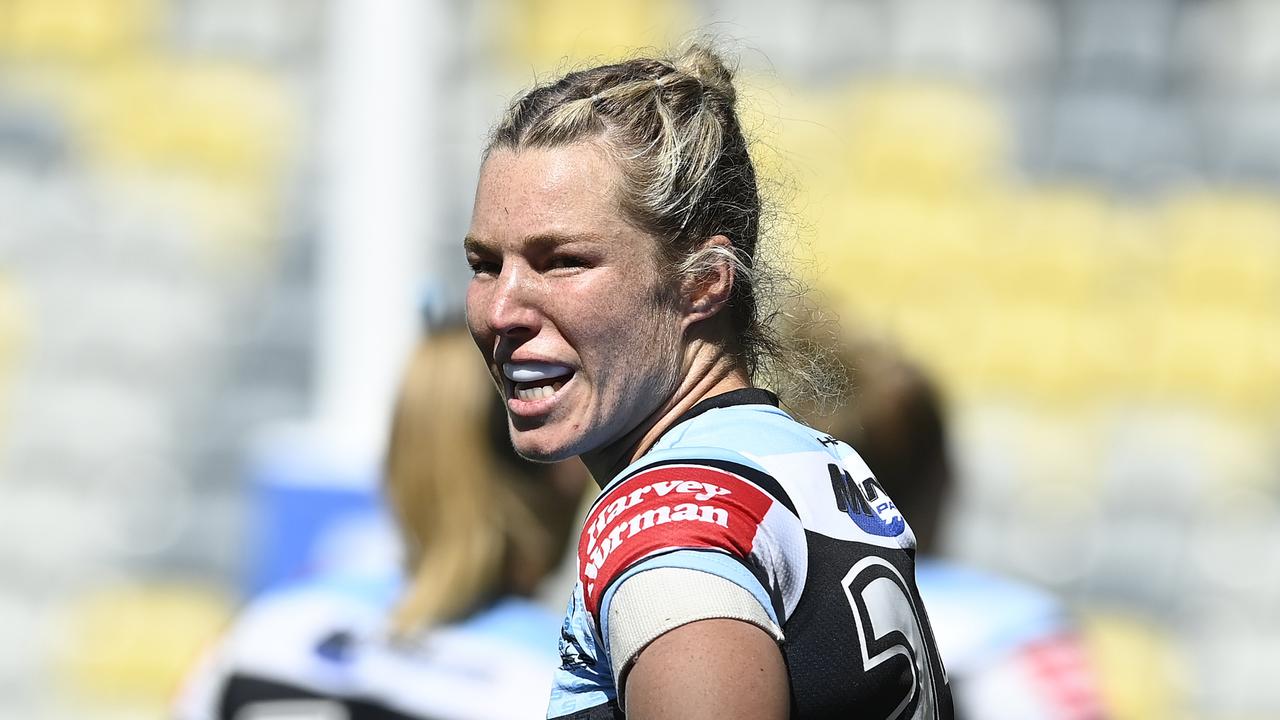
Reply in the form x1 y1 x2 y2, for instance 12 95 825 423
464 44 954 719
174 329 586 720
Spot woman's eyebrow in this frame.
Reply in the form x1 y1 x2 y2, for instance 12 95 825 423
528 232 606 250
464 232 603 256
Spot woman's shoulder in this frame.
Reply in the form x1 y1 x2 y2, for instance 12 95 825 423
655 400 830 459
600 401 832 510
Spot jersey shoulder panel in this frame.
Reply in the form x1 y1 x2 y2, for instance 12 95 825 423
653 402 829 460
659 403 915 551
655 405 904 532
579 451 804 621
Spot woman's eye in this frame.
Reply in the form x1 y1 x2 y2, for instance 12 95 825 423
468 258 499 276
548 255 587 270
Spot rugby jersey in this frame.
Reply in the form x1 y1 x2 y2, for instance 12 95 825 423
548 389 954 719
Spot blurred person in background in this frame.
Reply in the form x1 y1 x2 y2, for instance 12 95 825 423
465 43 951 719
799 331 1108 720
173 328 587 720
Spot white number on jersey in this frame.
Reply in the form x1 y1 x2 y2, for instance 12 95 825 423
842 556 942 720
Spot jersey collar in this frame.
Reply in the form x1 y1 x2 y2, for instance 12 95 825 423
668 387 780 430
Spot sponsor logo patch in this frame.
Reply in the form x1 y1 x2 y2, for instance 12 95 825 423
829 464 906 538
577 464 773 618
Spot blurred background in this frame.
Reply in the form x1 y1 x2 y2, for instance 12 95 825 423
0 0 1277 718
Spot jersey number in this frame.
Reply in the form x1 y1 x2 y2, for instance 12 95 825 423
841 557 942 720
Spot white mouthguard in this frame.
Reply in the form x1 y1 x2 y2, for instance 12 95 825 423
503 361 573 383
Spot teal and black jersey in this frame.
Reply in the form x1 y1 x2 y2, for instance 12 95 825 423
548 389 954 720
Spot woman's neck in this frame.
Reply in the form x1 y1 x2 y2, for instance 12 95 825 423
582 345 750 484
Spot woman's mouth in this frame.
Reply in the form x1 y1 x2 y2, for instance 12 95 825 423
503 361 575 405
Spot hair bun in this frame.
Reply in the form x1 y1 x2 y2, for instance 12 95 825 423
672 44 737 105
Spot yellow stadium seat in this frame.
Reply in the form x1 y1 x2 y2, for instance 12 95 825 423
495 0 695 71
59 58 291 184
1001 187 1110 305
839 81 1005 196
1162 192 1280 314
33 56 294 259
54 582 233 701
1148 305 1280 415
1080 611 1193 720
0 0 160 61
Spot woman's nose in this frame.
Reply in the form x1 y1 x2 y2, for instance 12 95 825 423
486 265 541 340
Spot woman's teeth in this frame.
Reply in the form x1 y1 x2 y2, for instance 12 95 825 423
516 380 564 401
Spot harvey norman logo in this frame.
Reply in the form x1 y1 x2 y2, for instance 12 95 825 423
576 464 775 615
582 478 732 590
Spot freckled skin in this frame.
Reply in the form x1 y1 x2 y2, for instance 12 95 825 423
464 143 685 469
464 142 750 480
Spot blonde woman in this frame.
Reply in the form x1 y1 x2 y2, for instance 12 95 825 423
464 45 952 719
175 329 586 720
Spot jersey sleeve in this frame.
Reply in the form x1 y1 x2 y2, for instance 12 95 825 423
574 451 808 692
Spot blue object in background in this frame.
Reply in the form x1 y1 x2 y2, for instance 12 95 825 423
243 435 393 598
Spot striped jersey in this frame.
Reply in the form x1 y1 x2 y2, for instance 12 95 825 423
548 389 954 719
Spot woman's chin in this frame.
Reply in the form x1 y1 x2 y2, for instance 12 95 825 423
509 431 577 464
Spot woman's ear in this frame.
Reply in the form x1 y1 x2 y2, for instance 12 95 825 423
681 235 736 327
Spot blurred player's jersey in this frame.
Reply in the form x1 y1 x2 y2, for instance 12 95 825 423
548 389 953 719
174 573 561 720
915 560 1107 720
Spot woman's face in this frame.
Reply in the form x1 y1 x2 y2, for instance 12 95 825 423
465 142 686 464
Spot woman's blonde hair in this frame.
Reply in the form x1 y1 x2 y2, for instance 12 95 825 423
488 44 778 377
486 42 839 405
383 329 578 635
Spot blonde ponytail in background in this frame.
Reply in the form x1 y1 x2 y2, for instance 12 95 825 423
383 330 579 636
